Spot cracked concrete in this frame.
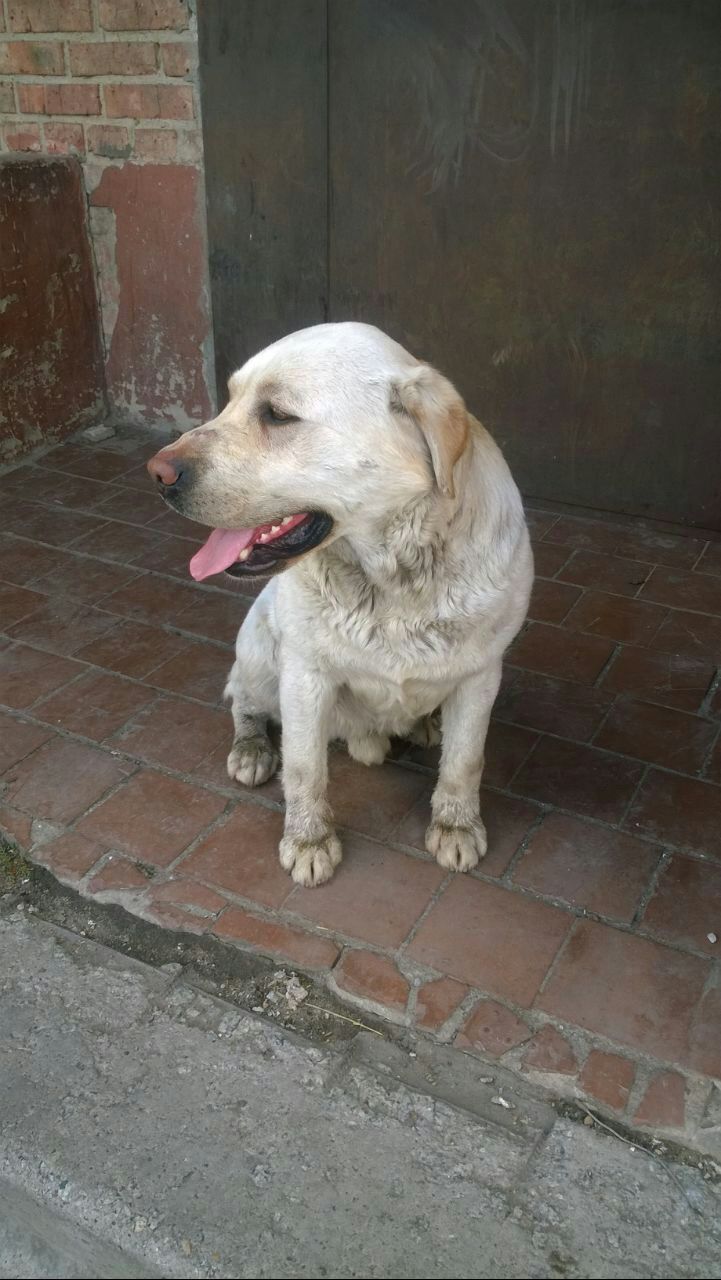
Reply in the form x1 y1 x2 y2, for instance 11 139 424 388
0 909 719 1280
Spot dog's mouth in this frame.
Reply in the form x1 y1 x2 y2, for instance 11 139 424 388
189 512 333 581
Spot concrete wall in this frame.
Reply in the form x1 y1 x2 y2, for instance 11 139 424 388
0 0 215 437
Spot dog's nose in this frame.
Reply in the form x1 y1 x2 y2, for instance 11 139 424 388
147 451 182 488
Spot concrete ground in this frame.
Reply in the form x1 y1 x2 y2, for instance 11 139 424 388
0 906 718 1280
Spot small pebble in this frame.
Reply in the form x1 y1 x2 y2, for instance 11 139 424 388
707 932 717 944
491 1095 513 1109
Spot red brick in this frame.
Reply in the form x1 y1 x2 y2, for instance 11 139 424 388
394 786 540 879
626 770 721 859
495 669 612 742
522 1024 577 1075
0 644 83 708
528 578 581 625
513 814 659 923
86 123 131 158
640 566 721 616
172 590 248 645
9 1 92 32
531 542 571 577
88 856 151 894
649 610 721 664
4 124 42 151
71 520 167 563
110 695 228 771
0 40 63 73
596 699 716 774
76 618 191 679
579 1051 635 1112
409 878 570 1007
455 999 531 1057
544 515 706 570
213 907 339 970
633 1072 686 1129
558 550 651 597
77 768 226 866
335 951 409 1014
697 542 721 576
526 509 559 539
642 856 721 958
288 834 444 950
0 535 62 585
149 879 227 916
69 40 157 75
0 82 15 112
8 597 116 657
564 591 667 646
181 804 290 908
484 721 540 788
33 832 105 882
99 0 189 30
46 444 139 483
133 532 200 579
43 122 85 154
16 83 44 112
5 503 104 547
89 487 161 526
600 645 715 713
415 976 468 1031
509 623 615 685
3 737 130 824
689 982 721 1077
537 920 710 1065
104 82 193 120
0 713 50 774
145 640 230 703
512 738 644 825
34 670 155 742
29 552 141 606
0 805 33 848
146 509 205 541
160 40 193 75
45 83 101 115
133 126 177 161
95 572 200 627
326 754 428 841
708 736 721 784
0 582 46 627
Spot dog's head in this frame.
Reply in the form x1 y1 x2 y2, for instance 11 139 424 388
147 322 469 581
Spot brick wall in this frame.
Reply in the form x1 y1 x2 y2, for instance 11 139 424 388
0 0 215 431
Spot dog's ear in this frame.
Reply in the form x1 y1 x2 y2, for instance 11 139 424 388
390 365 469 498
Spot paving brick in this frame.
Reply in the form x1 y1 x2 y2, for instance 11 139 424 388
495 669 612 742
100 573 201 627
641 856 721 957
640 566 721 615
93 487 166 526
69 40 157 76
181 804 290 908
544 516 706 569
3 737 130 824
513 814 659 922
394 786 540 878
697 542 721 576
28 552 142 605
0 535 65 586
409 878 570 1007
149 879 227 917
99 0 189 30
0 713 50 774
33 832 105 882
172 589 248 646
509 623 615 685
76 618 190 678
531 542 571 577
288 834 444 950
596 699 716 774
557 550 651 597
133 533 200 579
88 857 151 894
145 641 230 704
9 1 93 32
649 610 721 664
536 920 710 1065
415 976 469 1032
525 509 559 539
564 592 667 646
0 40 64 74
0 804 33 848
70 520 165 564
8 598 117 657
688 983 721 1077
5 502 105 547
455 999 532 1057
708 735 721 784
77 769 226 866
483 721 540 788
34 670 155 742
512 738 645 824
0 582 47 627
522 1024 577 1075
327 755 429 841
46 445 139 484
146 509 205 541
528 578 581 624
335 951 409 1014
579 1051 635 1112
110 696 228 771
626 770 721 859
0 644 83 708
633 1072 686 1129
213 907 339 970
104 83 193 120
599 644 715 713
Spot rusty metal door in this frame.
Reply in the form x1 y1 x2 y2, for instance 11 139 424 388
199 0 721 528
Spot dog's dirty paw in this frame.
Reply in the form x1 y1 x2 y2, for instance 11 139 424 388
407 712 442 749
279 830 342 887
227 735 278 787
425 818 487 872
347 733 390 766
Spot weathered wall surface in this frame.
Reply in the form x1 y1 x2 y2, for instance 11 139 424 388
0 0 214 445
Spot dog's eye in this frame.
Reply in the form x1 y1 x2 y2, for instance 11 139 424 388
261 403 299 426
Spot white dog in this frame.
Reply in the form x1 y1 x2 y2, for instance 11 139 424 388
147 323 533 887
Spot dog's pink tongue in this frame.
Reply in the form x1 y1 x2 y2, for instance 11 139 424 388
189 528 257 581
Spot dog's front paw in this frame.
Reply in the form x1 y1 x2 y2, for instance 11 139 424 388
279 830 342 887
425 818 487 872
227 734 278 787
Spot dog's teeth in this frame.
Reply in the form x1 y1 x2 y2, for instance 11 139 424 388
259 533 270 543
271 524 280 534
238 548 250 561
282 516 293 525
